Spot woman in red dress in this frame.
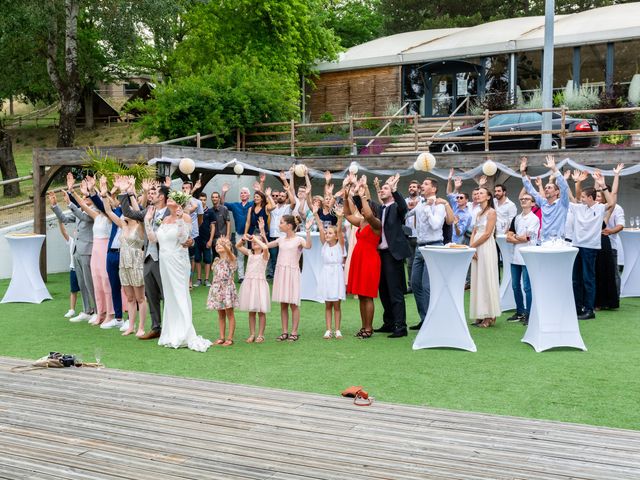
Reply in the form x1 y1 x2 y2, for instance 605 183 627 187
344 175 382 338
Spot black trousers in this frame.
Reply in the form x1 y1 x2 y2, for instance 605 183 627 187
379 249 407 332
143 257 163 332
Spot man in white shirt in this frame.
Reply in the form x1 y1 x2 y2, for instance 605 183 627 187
569 167 620 320
404 180 421 293
405 178 446 329
506 194 540 324
493 184 518 234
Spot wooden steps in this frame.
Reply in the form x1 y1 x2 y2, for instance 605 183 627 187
1 355 638 479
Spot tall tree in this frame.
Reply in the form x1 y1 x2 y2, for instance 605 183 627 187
325 0 383 48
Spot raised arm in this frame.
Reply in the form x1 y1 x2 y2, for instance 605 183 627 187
103 196 126 229
143 207 158 243
520 156 545 206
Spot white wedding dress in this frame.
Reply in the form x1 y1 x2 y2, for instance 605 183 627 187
155 221 211 352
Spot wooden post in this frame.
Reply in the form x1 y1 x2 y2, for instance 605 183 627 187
196 132 201 148
32 152 47 282
414 114 419 151
349 116 355 155
560 106 567 149
484 109 490 152
290 119 295 157
236 129 240 151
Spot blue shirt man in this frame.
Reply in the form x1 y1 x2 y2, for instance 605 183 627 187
221 184 254 280
447 192 472 244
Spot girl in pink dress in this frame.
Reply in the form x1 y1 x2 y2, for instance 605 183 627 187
236 233 270 343
206 237 239 346
260 215 312 341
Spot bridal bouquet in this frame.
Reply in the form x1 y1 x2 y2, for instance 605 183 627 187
168 190 191 207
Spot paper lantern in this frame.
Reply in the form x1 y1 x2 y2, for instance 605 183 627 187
629 74 640 105
348 162 359 175
413 160 422 171
482 160 498 176
178 158 196 175
294 164 307 177
233 163 244 175
416 152 436 172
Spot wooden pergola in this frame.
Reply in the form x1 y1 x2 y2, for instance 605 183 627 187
32 144 640 279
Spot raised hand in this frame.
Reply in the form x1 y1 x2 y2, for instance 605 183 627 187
305 216 314 230
334 203 344 217
62 190 71 205
454 176 462 190
534 176 543 189
141 177 153 192
543 154 556 171
519 156 528 174
80 179 89 197
571 169 583 183
311 204 319 215
279 170 287 182
324 170 332 184
99 175 108 195
85 175 96 193
253 181 261 192
385 173 400 192
613 163 624 175
66 172 75 190
265 187 272 197
47 191 57 206
194 174 202 191
221 183 230 193
478 175 487 187
164 176 171 187
448 167 454 180
563 169 571 180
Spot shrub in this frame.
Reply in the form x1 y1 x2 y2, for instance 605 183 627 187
595 85 636 132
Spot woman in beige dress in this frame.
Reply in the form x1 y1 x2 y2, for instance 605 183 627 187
469 187 501 328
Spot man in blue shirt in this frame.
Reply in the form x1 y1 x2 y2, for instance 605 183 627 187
446 172 472 245
520 155 569 243
221 184 253 281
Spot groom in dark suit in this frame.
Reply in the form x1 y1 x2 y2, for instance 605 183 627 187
374 174 411 337
120 183 173 339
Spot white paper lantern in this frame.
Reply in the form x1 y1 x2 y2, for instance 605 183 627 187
178 158 196 175
413 160 422 171
482 159 498 176
348 162 359 175
416 152 436 172
629 74 640 105
294 164 307 177
233 163 244 175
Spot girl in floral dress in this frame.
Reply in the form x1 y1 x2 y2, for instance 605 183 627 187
207 237 239 346
236 233 270 343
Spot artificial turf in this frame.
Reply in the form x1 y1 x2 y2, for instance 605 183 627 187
1 272 639 430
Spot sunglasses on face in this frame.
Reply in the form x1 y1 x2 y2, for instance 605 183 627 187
456 196 465 200
520 198 532 202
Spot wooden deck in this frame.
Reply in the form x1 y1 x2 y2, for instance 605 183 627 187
1 356 639 480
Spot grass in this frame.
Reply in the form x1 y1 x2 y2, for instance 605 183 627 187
1 272 639 431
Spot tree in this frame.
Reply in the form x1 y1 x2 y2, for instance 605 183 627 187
0 0 189 146
325 0 383 48
0 124 20 197
137 61 300 143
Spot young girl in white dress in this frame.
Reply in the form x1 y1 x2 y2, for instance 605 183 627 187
236 233 270 343
312 204 346 339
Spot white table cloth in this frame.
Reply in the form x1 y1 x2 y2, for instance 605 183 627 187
495 234 516 311
620 229 640 298
413 246 477 352
1 234 52 304
520 246 586 352
296 231 324 303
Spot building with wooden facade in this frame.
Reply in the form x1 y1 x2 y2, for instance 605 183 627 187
305 2 640 120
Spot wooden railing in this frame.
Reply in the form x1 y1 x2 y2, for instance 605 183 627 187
240 105 640 155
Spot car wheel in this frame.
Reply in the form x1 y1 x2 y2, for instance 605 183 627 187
440 142 461 153
539 137 560 150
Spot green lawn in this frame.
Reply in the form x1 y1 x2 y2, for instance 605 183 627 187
1 272 639 430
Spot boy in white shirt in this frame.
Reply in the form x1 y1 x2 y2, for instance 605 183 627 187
569 166 621 320
506 194 540 324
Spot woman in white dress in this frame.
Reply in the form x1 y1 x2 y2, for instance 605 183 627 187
144 192 211 352
469 187 501 328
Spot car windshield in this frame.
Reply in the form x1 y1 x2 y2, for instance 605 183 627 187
520 112 542 123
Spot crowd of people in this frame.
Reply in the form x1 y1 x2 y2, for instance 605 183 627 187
48 155 628 352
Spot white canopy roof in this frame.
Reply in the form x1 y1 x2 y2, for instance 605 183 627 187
317 2 640 72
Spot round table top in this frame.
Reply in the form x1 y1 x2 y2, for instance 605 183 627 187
621 228 640 234
521 245 578 254
418 245 476 254
5 233 46 239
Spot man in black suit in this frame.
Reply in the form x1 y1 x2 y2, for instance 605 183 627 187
374 174 412 337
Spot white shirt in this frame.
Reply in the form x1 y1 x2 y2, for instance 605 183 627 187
569 202 607 250
607 204 625 253
404 195 422 237
66 237 75 269
406 199 445 244
269 203 292 238
511 212 540 265
494 197 517 234
378 202 392 250
468 204 482 230
93 214 111 239
564 207 574 241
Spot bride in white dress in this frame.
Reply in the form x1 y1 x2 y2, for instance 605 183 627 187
144 194 211 352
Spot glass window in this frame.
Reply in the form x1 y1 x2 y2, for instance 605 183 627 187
581 44 606 89
517 50 542 95
615 39 640 98
553 47 576 92
488 114 519 127
520 112 542 124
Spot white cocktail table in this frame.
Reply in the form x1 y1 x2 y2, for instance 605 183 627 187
620 229 640 297
520 246 586 352
296 231 324 302
1 234 52 304
413 246 477 352
495 234 516 311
